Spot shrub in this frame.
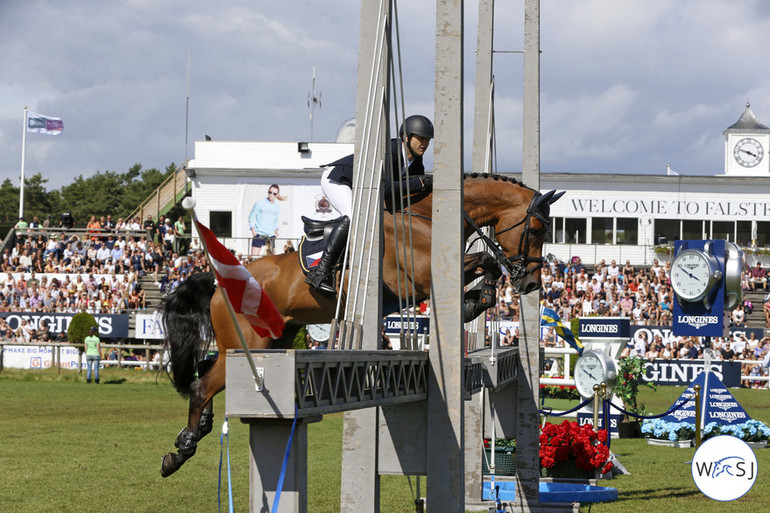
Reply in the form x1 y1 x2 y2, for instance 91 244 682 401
67 312 98 351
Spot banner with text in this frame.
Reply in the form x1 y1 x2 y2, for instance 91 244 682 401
0 312 129 339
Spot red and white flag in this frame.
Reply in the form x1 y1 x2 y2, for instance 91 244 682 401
195 219 285 339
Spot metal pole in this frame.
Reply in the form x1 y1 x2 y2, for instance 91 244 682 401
694 384 702 447
516 0 545 510
20 106 28 219
427 1 465 511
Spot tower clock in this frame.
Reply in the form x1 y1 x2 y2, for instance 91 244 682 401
723 102 770 176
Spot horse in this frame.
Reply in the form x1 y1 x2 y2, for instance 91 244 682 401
159 173 563 477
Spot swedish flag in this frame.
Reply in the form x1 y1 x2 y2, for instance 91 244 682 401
541 306 583 355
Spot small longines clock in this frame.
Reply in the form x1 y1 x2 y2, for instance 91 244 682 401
574 349 618 400
671 248 722 305
733 137 764 168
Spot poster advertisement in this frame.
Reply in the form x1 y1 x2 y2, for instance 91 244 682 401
237 181 340 257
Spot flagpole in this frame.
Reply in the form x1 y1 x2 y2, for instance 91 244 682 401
19 106 27 219
182 197 264 391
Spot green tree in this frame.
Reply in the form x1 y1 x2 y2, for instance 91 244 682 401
0 179 20 223
68 312 98 354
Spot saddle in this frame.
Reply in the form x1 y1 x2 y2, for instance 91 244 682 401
298 216 346 274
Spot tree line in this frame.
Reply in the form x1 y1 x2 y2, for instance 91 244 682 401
2 163 178 226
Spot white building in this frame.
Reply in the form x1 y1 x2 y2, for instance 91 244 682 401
186 105 770 266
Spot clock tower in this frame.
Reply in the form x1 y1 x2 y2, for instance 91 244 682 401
723 102 770 176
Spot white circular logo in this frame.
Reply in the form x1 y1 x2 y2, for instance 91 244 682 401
692 435 758 501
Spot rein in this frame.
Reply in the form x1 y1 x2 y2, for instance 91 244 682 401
464 191 550 282
398 191 549 283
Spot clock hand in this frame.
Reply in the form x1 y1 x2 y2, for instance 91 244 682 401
678 265 700 281
741 148 759 158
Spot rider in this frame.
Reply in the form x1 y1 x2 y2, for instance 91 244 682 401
305 115 435 296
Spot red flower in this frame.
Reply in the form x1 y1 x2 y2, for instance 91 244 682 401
539 420 613 473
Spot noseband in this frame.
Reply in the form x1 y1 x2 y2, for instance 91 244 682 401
464 191 551 283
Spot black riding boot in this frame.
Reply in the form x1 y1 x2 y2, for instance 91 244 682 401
305 216 350 296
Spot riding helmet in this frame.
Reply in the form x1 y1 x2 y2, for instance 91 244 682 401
400 115 434 140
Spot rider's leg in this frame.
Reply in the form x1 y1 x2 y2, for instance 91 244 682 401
306 216 350 295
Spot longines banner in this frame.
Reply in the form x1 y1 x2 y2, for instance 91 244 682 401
0 312 129 339
641 359 742 388
578 317 630 339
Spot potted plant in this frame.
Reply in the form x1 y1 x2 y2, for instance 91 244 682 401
483 438 516 476
614 356 656 438
539 420 613 479
703 420 770 448
640 419 696 447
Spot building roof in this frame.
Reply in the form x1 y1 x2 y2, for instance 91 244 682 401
724 102 770 133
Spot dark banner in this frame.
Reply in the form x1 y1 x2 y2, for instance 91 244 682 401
578 317 630 339
383 314 429 334
629 325 764 346
641 359 742 388
0 312 129 339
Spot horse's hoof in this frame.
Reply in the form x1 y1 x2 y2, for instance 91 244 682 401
161 453 181 478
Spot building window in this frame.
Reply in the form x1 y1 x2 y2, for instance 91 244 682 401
209 211 232 238
737 221 752 247
654 219 679 245
757 222 770 247
711 221 733 242
682 220 703 240
616 218 638 245
564 218 587 244
591 217 613 244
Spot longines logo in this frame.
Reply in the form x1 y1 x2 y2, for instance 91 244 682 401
692 435 757 501
677 314 719 330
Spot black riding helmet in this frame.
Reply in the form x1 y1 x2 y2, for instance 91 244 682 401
399 115 434 140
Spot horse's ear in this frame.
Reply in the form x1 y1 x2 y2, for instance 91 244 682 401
537 190 555 205
548 191 565 204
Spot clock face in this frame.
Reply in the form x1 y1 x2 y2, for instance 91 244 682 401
671 249 715 301
733 137 764 168
307 323 331 342
574 352 605 399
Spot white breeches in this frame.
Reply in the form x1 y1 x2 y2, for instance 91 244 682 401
321 166 352 218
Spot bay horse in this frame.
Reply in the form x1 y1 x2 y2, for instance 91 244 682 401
159 173 562 476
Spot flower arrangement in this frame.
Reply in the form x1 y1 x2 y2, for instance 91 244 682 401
540 382 580 400
483 438 516 449
615 357 656 420
642 419 770 443
703 420 770 442
539 420 613 474
640 419 695 442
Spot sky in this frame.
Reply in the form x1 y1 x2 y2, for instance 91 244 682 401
1 0 769 191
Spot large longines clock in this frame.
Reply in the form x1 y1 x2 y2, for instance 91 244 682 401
671 245 722 308
733 137 764 168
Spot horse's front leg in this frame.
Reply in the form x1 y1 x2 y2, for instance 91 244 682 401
463 251 501 285
161 358 226 477
462 252 502 322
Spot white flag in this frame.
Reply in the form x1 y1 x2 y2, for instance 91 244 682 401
27 112 63 135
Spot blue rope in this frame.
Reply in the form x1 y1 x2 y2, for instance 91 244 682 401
271 407 299 513
539 396 593 417
603 396 611 450
218 418 234 513
605 394 694 420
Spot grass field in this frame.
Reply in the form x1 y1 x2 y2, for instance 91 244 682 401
1 367 768 512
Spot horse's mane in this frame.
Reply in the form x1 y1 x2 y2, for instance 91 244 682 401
463 172 521 185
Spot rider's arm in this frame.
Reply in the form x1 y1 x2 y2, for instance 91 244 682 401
382 175 431 200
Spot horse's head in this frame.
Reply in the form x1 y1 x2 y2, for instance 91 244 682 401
492 186 564 294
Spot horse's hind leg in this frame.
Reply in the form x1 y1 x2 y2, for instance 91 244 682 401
161 358 226 477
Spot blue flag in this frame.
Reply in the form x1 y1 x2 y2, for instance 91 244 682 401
541 306 583 355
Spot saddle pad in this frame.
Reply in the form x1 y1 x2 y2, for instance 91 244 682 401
298 236 325 274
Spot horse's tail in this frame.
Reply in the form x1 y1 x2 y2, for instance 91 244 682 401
160 272 216 398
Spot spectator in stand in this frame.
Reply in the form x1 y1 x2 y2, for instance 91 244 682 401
749 262 767 291
731 304 746 327
144 215 157 242
162 218 175 253
174 216 188 255
102 214 115 233
86 215 101 241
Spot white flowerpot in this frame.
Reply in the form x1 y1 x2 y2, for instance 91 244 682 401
646 438 692 448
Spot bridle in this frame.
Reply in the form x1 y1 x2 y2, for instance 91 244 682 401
464 190 552 283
